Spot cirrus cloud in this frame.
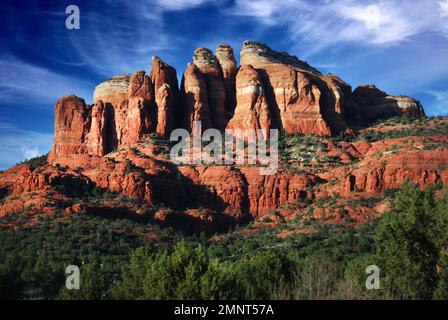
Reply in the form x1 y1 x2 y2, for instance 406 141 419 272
230 0 448 55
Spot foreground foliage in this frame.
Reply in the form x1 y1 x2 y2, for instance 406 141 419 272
0 183 447 300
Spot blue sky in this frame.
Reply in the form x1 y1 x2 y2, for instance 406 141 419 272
0 0 447 169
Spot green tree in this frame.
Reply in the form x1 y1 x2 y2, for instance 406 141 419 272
237 251 287 299
374 183 438 299
59 263 111 300
433 190 448 299
111 247 150 299
141 241 208 299
200 259 239 299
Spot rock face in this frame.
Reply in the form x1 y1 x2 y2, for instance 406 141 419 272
86 101 108 156
239 41 349 136
93 74 133 149
128 70 153 101
47 41 427 166
181 63 212 132
21 40 439 233
150 57 180 135
48 95 91 162
127 71 154 144
94 74 131 103
47 40 429 167
155 84 174 138
216 44 238 116
340 142 448 195
350 85 426 124
126 96 150 145
178 166 317 218
227 65 271 134
193 48 227 130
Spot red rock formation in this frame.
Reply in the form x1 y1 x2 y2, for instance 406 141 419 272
48 95 91 163
155 84 174 138
93 74 131 148
323 74 353 132
216 44 237 115
226 65 270 134
179 165 317 218
193 48 227 130
9 164 91 197
181 63 212 131
127 71 154 143
340 142 448 195
179 166 248 218
150 56 180 133
2 40 440 233
92 72 156 148
126 96 148 145
150 57 178 94
351 84 426 123
128 70 153 101
240 168 317 217
94 74 130 108
86 101 108 156
240 41 349 136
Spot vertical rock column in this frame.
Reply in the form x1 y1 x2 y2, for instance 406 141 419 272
86 100 108 156
127 70 154 144
216 44 237 116
193 48 227 130
227 65 271 134
180 63 212 132
93 74 131 148
150 56 181 137
48 95 91 163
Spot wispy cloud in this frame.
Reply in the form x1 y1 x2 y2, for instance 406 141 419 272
152 0 215 11
0 56 92 104
65 0 221 77
440 0 448 33
0 0 218 106
0 120 53 170
441 0 448 16
229 0 307 24
230 0 447 55
426 90 448 116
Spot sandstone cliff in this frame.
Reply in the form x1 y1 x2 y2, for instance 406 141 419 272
239 41 349 136
348 84 426 125
1 40 439 233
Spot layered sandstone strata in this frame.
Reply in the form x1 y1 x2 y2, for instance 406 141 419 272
239 41 349 136
93 74 132 149
48 41 427 166
193 48 227 130
85 101 108 156
93 74 130 106
227 65 271 134
150 57 180 137
216 44 238 115
351 85 426 123
48 95 91 162
181 63 212 131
